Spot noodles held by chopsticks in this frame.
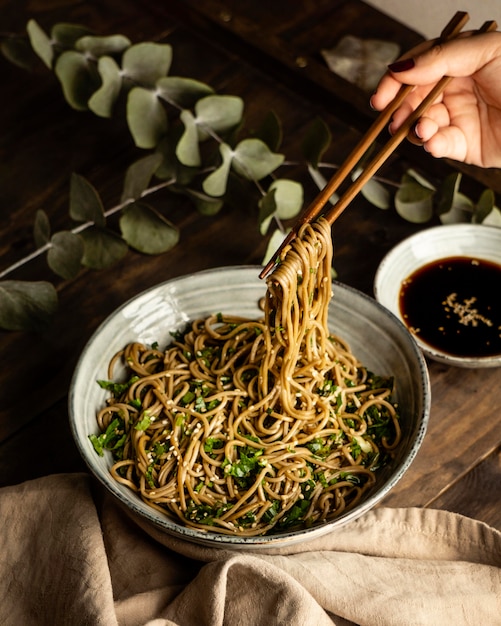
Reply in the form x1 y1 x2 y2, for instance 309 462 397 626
91 218 401 536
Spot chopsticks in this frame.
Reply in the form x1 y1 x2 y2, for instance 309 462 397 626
259 12 497 279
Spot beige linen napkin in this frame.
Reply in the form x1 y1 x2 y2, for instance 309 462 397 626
0 473 499 626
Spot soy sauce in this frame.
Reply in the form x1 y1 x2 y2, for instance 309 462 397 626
399 256 501 358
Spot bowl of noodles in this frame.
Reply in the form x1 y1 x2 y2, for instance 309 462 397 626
70 220 430 548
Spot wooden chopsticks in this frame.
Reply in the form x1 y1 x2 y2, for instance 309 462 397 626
259 12 497 279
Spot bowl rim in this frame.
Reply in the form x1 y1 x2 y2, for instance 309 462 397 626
373 223 501 368
69 265 430 548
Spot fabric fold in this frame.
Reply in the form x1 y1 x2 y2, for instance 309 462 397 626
1 473 499 626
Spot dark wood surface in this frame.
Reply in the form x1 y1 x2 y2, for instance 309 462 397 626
1 0 500 531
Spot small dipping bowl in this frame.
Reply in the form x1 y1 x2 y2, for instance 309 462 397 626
374 223 501 368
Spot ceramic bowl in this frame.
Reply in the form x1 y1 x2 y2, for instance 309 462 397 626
69 266 430 549
374 224 501 368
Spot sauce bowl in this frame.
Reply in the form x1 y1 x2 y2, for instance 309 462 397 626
374 224 501 368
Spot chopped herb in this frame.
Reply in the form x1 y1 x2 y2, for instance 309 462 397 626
181 391 195 405
194 396 207 412
170 326 188 342
305 438 330 458
277 499 310 529
338 472 362 485
316 379 337 397
223 446 264 489
134 413 152 431
152 442 167 458
204 437 225 455
184 500 232 525
97 376 139 396
88 417 126 457
262 500 280 523
175 413 186 428
367 373 394 391
318 472 329 488
145 464 155 488
350 439 362 458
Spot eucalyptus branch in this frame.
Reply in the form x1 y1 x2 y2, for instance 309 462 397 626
0 18 499 332
0 178 176 281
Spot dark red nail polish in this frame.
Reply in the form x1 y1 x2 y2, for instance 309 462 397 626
388 58 415 73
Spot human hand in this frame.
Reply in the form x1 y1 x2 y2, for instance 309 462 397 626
370 32 501 168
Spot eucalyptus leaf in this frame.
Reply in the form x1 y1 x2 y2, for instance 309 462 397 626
436 172 473 223
33 210 51 248
75 34 131 57
202 143 233 196
155 131 198 186
184 190 224 216
361 179 390 209
194 95 244 141
268 179 303 219
322 35 399 92
70 173 106 226
404 168 436 190
54 50 100 110
258 189 277 235
395 182 434 223
436 172 461 215
258 180 303 235
88 56 122 118
120 202 179 254
261 228 290 267
26 19 53 69
473 188 495 224
255 111 282 151
1 37 36 71
47 231 84 280
482 206 501 227
0 280 58 331
127 87 168 149
301 117 331 168
121 153 163 202
176 109 201 167
156 76 214 109
80 227 128 269
231 138 284 181
122 42 172 86
307 164 328 193
439 192 473 224
51 23 94 48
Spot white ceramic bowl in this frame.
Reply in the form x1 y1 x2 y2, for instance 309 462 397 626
69 266 430 549
374 224 501 368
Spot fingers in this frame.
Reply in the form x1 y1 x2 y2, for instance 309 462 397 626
421 126 468 162
413 117 440 143
370 74 402 111
371 31 501 111
387 31 501 83
390 102 450 137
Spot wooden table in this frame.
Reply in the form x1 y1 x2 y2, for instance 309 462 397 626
1 0 500 530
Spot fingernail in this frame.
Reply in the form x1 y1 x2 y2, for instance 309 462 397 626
388 58 415 73
413 121 422 139
369 94 377 110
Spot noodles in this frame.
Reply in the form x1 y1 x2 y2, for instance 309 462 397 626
90 218 401 536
